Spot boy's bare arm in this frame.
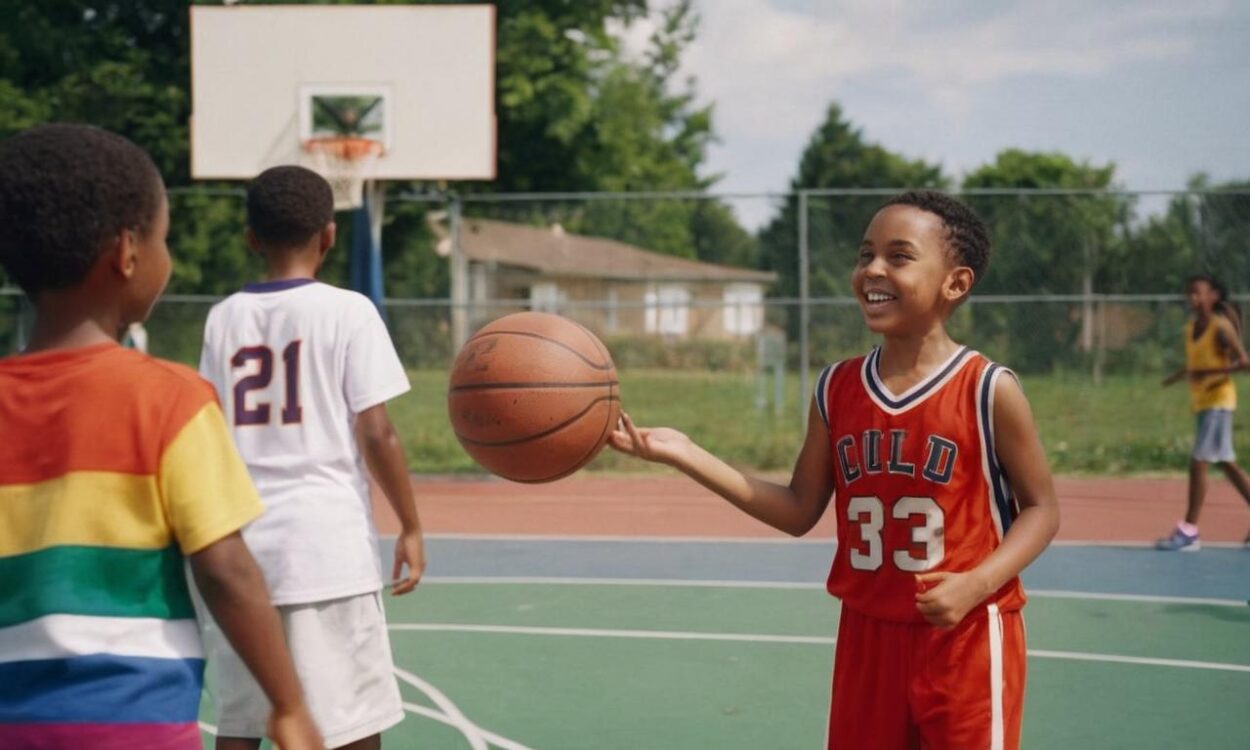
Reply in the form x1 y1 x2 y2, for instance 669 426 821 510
916 375 1060 627
609 401 835 537
1215 321 1250 371
189 532 323 750
357 403 426 595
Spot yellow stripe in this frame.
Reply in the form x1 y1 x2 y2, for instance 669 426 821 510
158 404 263 554
0 472 171 556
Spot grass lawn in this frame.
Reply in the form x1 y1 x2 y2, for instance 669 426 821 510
394 369 1246 475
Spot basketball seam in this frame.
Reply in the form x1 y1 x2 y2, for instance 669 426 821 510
449 380 620 393
454 394 621 448
511 386 618 484
465 330 614 371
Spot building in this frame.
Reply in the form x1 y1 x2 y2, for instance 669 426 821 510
436 218 777 340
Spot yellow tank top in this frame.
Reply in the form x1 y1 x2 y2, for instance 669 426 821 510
1185 317 1237 412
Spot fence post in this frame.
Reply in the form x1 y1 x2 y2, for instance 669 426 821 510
449 194 469 352
798 190 811 427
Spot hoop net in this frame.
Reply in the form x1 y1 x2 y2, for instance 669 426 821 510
300 136 384 210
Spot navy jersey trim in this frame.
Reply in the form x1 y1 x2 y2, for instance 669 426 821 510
863 345 973 413
814 363 837 428
979 363 1017 535
241 278 318 294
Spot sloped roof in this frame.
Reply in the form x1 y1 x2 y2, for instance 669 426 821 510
451 218 776 284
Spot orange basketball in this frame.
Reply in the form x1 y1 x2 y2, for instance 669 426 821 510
448 312 621 483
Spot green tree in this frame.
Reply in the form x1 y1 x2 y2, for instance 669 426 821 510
960 150 1127 372
757 103 945 353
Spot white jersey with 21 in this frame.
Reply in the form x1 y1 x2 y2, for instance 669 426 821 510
199 278 410 605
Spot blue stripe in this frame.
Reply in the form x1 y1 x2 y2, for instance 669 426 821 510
0 654 204 723
980 364 1015 533
814 365 834 427
866 346 972 409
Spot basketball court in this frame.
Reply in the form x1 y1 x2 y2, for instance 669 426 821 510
178 6 1248 749
194 476 1250 749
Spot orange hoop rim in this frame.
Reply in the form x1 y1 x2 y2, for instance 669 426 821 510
301 135 384 161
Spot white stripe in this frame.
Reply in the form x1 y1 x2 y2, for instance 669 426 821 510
988 604 1005 750
417 577 1248 607
976 365 1006 539
862 346 975 415
1027 650 1250 674
392 667 536 750
390 623 838 645
388 622 1250 673
421 533 835 544
416 534 1248 550
0 614 203 663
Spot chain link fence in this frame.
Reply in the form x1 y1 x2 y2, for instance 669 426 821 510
3 187 1247 472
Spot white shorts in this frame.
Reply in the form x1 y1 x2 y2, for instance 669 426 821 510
203 591 404 747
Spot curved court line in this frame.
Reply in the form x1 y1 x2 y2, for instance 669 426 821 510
391 666 490 750
416 576 1249 607
390 623 1250 673
402 703 536 750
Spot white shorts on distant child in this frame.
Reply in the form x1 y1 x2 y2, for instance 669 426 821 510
204 591 404 747
1192 408 1236 463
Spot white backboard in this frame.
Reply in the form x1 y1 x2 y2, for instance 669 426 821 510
190 5 496 181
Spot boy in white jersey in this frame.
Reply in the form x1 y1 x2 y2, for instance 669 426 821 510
199 166 426 750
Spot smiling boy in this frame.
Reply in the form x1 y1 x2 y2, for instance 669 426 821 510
610 190 1060 749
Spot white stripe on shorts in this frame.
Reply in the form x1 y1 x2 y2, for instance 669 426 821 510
988 604 1004 750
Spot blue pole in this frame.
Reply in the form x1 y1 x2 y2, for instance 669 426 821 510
350 193 386 319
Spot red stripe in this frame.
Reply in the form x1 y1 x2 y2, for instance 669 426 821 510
0 346 217 484
0 722 200 750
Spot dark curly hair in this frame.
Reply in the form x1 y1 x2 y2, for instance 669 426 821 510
246 166 335 250
881 190 991 286
1187 273 1243 337
0 124 164 297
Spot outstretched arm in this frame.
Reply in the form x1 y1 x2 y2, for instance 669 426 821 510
609 400 835 536
357 403 426 595
916 374 1059 627
190 533 323 750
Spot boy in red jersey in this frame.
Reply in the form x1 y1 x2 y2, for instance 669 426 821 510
610 190 1059 750
0 124 321 750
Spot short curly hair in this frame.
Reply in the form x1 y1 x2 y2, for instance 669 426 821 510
246 166 335 250
881 190 991 286
0 124 164 296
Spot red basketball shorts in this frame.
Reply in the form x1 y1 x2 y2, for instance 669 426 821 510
826 604 1026 750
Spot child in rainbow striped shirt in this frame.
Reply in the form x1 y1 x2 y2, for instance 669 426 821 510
0 125 322 750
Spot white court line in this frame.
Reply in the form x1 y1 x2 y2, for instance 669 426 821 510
417 576 1249 607
416 534 1247 549
391 622 837 645
390 623 1250 673
422 533 830 544
199 720 218 735
402 702 534 750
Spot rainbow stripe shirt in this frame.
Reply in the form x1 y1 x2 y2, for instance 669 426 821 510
0 343 262 750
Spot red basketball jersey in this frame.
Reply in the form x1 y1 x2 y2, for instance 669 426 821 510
816 346 1027 622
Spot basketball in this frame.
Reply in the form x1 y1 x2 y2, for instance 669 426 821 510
448 312 621 483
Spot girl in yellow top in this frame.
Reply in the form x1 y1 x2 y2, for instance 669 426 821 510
1158 275 1250 550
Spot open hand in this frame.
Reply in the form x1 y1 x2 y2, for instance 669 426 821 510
915 570 990 628
390 528 426 596
608 412 692 467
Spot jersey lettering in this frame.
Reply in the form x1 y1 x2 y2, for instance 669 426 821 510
230 341 303 427
836 430 958 486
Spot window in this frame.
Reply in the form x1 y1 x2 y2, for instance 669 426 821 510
530 282 562 313
644 284 690 336
723 284 763 336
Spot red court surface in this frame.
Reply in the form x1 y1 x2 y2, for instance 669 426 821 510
374 474 1250 542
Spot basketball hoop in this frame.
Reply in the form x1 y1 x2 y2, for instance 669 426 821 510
300 136 384 210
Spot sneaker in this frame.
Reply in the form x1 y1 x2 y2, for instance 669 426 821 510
1156 527 1201 552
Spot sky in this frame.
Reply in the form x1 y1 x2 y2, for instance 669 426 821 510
617 0 1250 228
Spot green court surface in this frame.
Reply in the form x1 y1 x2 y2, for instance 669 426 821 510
200 539 1250 749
